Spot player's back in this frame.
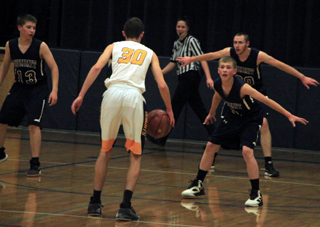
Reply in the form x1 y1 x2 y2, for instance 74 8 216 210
105 41 153 93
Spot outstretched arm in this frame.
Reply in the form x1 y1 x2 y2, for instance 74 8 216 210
151 53 175 127
176 47 231 67
258 51 319 89
71 44 113 115
241 84 308 127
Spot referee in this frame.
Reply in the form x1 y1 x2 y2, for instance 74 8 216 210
146 16 215 146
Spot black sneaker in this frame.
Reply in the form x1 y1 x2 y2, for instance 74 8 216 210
265 165 280 177
116 207 140 221
27 160 41 177
146 133 166 147
88 198 103 216
181 179 205 198
0 147 8 163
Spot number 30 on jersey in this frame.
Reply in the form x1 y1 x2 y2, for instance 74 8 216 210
118 47 147 66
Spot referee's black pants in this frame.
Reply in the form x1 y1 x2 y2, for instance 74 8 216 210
162 70 215 140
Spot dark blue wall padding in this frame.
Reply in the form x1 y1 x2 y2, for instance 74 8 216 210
294 68 320 150
42 49 80 130
76 51 109 132
38 50 320 151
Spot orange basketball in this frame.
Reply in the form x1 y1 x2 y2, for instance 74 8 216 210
147 109 172 138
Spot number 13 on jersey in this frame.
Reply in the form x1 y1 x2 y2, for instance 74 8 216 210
118 47 147 66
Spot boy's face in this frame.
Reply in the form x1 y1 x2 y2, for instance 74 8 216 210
233 35 249 55
218 61 237 80
18 21 36 40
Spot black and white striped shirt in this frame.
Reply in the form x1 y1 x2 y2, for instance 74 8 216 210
170 35 204 75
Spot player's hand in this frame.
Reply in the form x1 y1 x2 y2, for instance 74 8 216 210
166 109 175 127
176 56 192 67
301 76 319 89
206 78 214 90
288 115 308 127
48 91 58 106
71 96 83 115
203 114 215 125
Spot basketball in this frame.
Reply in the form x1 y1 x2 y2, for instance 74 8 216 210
147 109 172 138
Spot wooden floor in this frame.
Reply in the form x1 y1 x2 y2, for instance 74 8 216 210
0 128 319 227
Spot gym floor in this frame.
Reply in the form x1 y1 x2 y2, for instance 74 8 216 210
0 128 319 227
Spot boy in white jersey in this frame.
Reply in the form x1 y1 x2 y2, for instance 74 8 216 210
71 17 174 221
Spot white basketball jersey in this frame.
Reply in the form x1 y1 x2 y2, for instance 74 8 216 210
104 41 153 93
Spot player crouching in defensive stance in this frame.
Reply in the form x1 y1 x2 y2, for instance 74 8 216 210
181 56 308 206
71 17 174 221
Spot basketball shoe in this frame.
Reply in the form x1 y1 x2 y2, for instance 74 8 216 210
245 189 263 207
27 159 41 177
265 163 280 177
0 147 8 163
181 179 205 198
88 197 103 216
116 207 140 221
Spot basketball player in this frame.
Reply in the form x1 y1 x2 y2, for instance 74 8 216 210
181 56 308 206
0 14 59 176
177 32 319 177
71 17 174 221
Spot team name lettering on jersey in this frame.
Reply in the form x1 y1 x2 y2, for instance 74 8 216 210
236 66 254 75
13 59 37 69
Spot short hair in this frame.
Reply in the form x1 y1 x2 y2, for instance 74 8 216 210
123 17 144 38
235 32 250 42
219 56 237 68
17 14 37 26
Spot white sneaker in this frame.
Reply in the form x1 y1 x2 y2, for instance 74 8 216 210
245 190 263 207
181 179 205 198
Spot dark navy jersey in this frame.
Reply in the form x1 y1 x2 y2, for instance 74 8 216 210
9 38 47 85
230 47 266 95
214 76 260 116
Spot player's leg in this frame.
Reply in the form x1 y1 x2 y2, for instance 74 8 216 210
242 145 263 207
27 125 42 176
88 88 121 216
260 118 279 177
87 150 113 217
0 83 26 163
25 84 48 177
0 124 8 163
116 90 145 221
116 151 141 221
181 142 220 198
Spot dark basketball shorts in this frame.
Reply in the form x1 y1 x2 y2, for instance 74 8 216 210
209 110 263 150
257 100 269 118
0 82 49 127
